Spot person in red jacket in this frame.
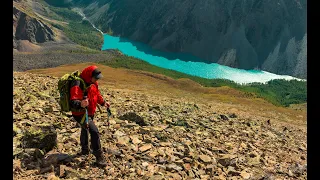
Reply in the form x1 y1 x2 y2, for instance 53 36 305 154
69 65 110 167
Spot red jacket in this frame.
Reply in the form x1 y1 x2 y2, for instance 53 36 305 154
70 65 105 116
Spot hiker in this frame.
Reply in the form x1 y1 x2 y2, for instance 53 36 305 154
69 65 110 166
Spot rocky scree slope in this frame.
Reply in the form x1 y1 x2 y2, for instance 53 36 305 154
13 50 114 72
13 72 306 179
72 0 307 79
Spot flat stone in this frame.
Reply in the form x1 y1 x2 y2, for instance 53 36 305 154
139 144 152 152
159 142 172 146
148 151 159 158
130 135 142 144
152 125 168 131
248 155 261 166
227 166 241 176
240 171 251 179
199 155 212 163
114 130 126 137
142 162 149 167
183 163 191 171
117 136 130 145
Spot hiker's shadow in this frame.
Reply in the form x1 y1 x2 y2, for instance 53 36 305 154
42 153 98 173
16 150 107 177
15 151 75 174
42 152 73 167
41 152 96 178
44 152 96 166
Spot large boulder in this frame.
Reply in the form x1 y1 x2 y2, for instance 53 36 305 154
118 112 148 126
21 125 57 152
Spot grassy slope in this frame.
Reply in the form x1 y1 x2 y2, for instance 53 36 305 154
37 1 307 107
26 62 307 126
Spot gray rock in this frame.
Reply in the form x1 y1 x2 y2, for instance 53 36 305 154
218 154 237 167
166 163 183 172
105 148 122 157
220 115 229 121
229 113 237 118
289 163 306 176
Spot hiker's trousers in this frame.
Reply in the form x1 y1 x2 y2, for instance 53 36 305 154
72 115 102 156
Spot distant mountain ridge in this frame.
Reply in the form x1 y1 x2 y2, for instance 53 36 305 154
67 0 307 79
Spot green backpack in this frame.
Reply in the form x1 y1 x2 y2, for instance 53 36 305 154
57 71 87 112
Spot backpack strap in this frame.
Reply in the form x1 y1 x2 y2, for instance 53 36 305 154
69 71 88 113
70 71 88 92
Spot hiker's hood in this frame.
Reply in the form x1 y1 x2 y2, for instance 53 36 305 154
80 65 98 84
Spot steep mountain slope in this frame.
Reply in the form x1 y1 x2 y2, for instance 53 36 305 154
13 63 306 179
13 0 115 71
13 7 55 44
71 0 307 78
13 1 56 52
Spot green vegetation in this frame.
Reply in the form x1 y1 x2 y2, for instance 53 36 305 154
44 0 72 8
49 6 82 21
51 20 103 50
62 21 104 50
43 2 103 50
237 79 307 107
100 54 307 107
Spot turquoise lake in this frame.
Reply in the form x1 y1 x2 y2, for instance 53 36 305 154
101 34 301 84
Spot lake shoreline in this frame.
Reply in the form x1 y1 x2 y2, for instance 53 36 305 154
101 34 305 84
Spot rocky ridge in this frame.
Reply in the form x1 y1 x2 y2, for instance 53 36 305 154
13 5 55 51
13 72 307 179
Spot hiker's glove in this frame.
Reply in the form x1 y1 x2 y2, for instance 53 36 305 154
81 99 89 108
104 101 110 108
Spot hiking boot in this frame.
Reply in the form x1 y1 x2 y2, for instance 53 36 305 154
94 152 108 167
78 149 89 156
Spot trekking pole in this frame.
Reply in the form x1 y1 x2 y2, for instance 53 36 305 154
83 96 92 159
107 93 112 127
97 104 110 127
83 96 89 128
106 107 112 127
